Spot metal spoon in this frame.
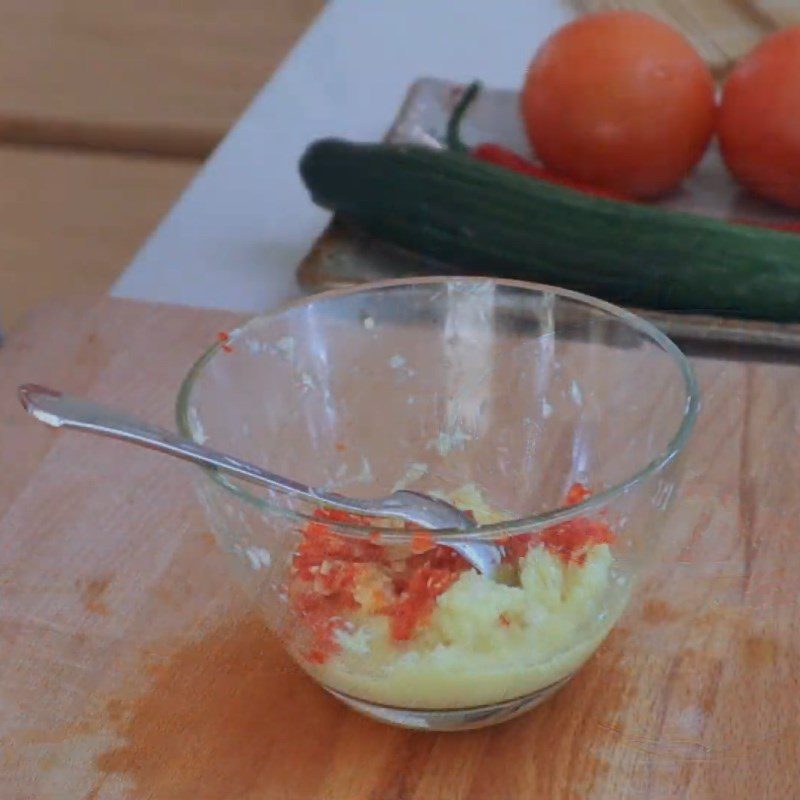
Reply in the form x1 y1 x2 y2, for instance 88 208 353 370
18 385 504 578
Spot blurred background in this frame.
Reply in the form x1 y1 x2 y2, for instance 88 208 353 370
0 0 795 331
0 0 322 330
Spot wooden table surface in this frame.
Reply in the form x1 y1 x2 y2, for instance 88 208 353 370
0 0 322 156
2 6 800 798
2 295 798 799
0 149 194 330
0 0 323 331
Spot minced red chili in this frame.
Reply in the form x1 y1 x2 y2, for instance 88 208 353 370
288 484 614 662
216 331 234 353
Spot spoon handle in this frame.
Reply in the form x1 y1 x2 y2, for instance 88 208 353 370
18 384 323 503
18 385 498 575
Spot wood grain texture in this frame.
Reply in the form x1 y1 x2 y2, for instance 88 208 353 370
570 0 800 75
0 0 323 156
1 296 798 799
0 147 195 330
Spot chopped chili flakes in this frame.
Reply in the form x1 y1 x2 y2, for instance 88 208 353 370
288 482 614 663
502 483 614 566
289 515 468 661
566 483 592 506
217 331 234 353
387 565 461 640
307 649 328 665
410 531 435 555
539 517 615 566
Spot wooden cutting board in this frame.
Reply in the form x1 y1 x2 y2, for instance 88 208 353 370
2 295 799 800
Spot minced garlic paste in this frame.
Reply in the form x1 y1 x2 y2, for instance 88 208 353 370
288 484 626 709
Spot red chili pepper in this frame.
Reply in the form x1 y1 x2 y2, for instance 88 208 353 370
472 142 634 202
446 82 634 203
733 218 800 234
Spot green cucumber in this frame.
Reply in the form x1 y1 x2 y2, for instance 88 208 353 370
300 137 800 322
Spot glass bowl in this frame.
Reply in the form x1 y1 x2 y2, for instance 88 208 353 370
177 277 698 731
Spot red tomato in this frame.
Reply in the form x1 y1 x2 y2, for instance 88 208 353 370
718 27 800 210
521 11 716 199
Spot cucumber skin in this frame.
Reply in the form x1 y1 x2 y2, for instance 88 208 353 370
300 138 800 323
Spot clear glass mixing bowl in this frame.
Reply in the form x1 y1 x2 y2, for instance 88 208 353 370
177 277 698 731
